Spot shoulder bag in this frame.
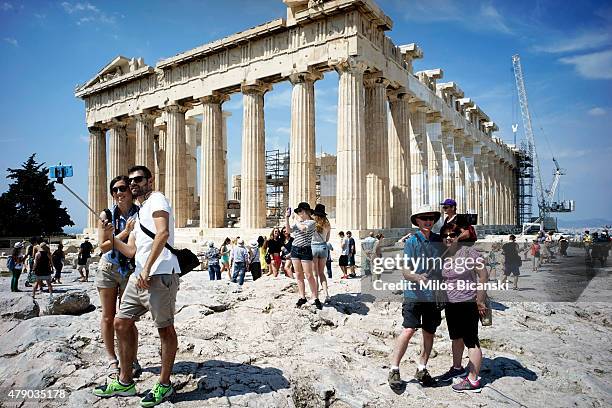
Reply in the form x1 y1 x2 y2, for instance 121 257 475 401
138 222 199 277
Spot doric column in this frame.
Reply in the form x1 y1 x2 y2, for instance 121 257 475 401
495 158 503 225
241 82 271 229
222 111 231 214
462 139 475 214
126 129 136 171
289 70 321 207
108 120 128 186
134 113 156 172
487 152 497 225
453 133 465 213
409 103 428 210
440 122 455 201
87 126 107 229
185 117 198 222
473 145 483 224
364 74 391 229
479 148 490 225
164 103 189 227
200 94 228 228
335 59 367 230
388 91 411 227
426 112 443 209
154 127 166 193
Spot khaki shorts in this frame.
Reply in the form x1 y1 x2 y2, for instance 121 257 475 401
117 274 179 328
96 259 129 291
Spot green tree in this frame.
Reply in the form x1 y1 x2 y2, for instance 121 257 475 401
0 154 74 236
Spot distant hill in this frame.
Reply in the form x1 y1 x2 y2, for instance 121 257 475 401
557 219 612 229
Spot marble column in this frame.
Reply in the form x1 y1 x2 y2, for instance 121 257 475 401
488 153 498 225
289 70 321 207
155 127 166 193
241 82 271 229
164 103 189 227
200 94 228 228
335 59 367 230
462 139 475 214
134 113 156 173
222 111 231 213
440 123 455 201
87 126 107 229
480 149 490 225
388 91 411 227
126 130 136 171
426 113 443 209
185 118 198 222
409 103 428 210
108 120 128 189
364 75 391 229
453 133 465 213
473 146 483 225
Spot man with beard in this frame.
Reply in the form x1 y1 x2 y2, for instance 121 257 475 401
94 165 179 407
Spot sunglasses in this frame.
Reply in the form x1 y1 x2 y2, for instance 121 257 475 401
417 215 436 221
128 175 146 184
111 185 128 194
443 233 458 239
442 206 450 209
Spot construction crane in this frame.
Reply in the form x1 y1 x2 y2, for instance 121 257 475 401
511 54 574 232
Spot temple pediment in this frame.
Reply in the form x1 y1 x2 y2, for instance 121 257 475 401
76 55 149 93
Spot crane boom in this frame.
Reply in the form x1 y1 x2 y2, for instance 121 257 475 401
512 54 546 229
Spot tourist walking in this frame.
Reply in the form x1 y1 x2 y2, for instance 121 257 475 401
220 238 232 280
389 205 443 389
24 236 40 287
258 236 268 277
346 231 357 277
486 244 500 281
559 236 569 257
266 228 283 277
530 239 541 271
77 236 94 282
32 242 53 297
437 223 488 393
338 231 349 279
8 242 24 292
204 241 222 280
94 175 141 381
231 238 250 285
361 232 378 276
287 202 321 309
248 239 262 281
51 243 65 284
311 204 331 303
94 165 179 406
501 235 521 290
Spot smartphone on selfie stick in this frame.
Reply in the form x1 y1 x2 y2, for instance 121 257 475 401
49 164 106 224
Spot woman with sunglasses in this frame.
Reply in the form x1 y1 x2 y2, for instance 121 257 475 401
438 223 488 393
96 175 141 380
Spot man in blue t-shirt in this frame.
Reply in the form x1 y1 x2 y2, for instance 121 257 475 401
388 205 443 389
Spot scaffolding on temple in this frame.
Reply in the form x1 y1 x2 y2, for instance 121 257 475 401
516 143 534 227
265 149 289 225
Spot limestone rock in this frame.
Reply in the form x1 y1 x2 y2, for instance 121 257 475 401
43 291 92 315
0 292 40 320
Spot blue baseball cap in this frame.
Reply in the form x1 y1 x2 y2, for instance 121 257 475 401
440 198 457 207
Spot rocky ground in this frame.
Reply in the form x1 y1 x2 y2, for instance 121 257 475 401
0 245 610 408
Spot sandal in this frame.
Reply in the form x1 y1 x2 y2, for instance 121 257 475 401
106 359 120 379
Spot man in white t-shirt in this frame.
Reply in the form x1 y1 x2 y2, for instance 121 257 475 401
93 165 178 407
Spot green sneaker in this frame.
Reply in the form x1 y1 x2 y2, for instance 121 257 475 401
140 382 174 407
93 378 136 397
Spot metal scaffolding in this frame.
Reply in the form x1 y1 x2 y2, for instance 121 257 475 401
516 143 534 226
265 149 289 225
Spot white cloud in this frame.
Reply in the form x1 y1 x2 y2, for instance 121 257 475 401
1 2 13 11
3 37 18 47
559 49 612 80
588 107 606 116
79 135 89 143
275 126 290 135
480 3 512 35
534 31 612 54
61 1 116 25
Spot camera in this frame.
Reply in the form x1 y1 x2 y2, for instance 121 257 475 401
49 165 73 180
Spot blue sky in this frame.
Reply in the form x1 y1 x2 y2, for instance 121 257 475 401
1 0 611 230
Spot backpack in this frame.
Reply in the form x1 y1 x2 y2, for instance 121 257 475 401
6 256 15 270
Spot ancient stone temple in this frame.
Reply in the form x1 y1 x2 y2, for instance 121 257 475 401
76 0 517 238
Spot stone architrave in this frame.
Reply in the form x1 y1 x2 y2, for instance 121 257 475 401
335 58 367 230
134 113 156 172
388 91 411 228
409 103 428 210
87 126 107 229
241 82 271 229
426 112 443 209
164 103 189 227
452 133 465 213
440 122 455 201
108 120 128 202
364 74 391 229
288 69 321 207
200 94 229 228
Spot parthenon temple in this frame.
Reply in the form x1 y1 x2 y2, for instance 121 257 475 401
76 0 518 238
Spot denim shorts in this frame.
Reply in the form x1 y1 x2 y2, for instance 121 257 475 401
311 243 328 259
291 245 313 261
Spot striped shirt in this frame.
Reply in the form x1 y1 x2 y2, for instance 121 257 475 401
291 220 316 247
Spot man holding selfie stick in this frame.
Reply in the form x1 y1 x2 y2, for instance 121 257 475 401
93 165 179 407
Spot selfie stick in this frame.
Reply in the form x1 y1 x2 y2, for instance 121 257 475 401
55 178 106 223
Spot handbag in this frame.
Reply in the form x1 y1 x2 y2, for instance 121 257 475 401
138 222 199 277
264 251 272 264
480 295 493 326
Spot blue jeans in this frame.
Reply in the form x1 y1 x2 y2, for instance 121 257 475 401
208 263 221 280
232 262 247 285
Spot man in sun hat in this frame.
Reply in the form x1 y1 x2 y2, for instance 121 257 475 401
389 204 444 389
247 239 262 281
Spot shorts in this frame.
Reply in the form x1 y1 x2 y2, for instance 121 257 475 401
117 274 179 328
347 255 356 266
96 258 129 291
291 245 313 261
339 255 349 267
504 263 520 276
311 243 329 259
401 300 442 334
445 301 480 348
78 256 90 266
35 275 52 282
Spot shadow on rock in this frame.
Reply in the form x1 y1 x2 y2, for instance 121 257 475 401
481 356 538 384
327 293 373 315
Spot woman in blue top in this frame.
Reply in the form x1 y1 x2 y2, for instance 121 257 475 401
97 175 141 379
